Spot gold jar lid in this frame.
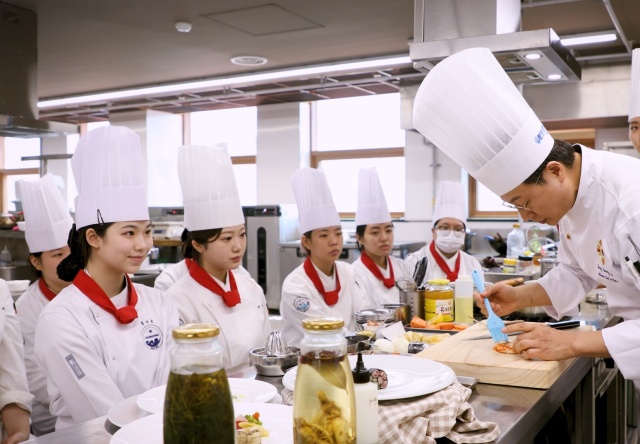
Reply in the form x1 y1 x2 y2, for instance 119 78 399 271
427 279 450 285
302 317 344 331
172 323 220 339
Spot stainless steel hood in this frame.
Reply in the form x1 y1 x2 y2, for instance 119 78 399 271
0 3 77 138
410 0 581 85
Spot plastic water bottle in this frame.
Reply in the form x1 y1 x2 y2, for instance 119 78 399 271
506 223 526 259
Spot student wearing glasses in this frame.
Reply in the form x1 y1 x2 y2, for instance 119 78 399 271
404 181 482 285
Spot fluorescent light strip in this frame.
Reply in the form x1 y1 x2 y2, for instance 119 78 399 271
38 55 412 109
561 32 617 47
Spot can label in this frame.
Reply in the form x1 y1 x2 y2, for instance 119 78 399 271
425 298 453 322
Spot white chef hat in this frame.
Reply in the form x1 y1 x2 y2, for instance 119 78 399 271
291 168 340 234
72 126 149 229
355 167 391 226
629 48 640 122
17 173 73 253
413 47 554 196
432 181 466 226
178 143 244 231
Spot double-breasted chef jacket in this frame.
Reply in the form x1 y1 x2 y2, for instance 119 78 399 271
167 271 271 374
15 280 56 435
280 260 364 347
352 255 410 309
34 281 179 429
404 243 483 284
154 259 251 292
0 280 33 441
538 146 640 383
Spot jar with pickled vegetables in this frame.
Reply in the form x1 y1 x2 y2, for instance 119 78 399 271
163 323 234 444
293 317 356 444
424 279 454 322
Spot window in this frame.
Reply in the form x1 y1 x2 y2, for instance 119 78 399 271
2 137 40 212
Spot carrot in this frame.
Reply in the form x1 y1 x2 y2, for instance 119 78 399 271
409 316 427 329
425 324 441 330
452 324 469 331
439 322 455 330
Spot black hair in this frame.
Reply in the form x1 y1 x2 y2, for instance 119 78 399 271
29 252 43 278
57 223 113 282
523 139 578 184
299 230 313 256
432 219 467 230
181 228 223 265
354 223 396 251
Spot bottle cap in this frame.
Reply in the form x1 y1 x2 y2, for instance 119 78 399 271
352 352 371 384
503 258 517 265
427 278 450 285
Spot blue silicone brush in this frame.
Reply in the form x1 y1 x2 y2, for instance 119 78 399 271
472 270 509 343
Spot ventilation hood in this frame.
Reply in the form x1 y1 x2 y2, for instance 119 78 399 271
410 0 581 85
0 3 77 138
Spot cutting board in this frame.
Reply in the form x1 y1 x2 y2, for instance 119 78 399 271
415 322 578 389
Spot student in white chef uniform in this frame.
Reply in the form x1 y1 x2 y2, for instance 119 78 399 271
166 144 271 374
34 126 180 430
280 168 363 346
0 282 32 443
629 49 640 154
413 47 640 428
351 167 409 308
14 174 72 436
404 181 482 284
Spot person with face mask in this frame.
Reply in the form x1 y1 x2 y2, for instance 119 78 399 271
404 181 483 285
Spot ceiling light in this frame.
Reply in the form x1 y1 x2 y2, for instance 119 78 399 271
231 56 268 66
547 74 562 80
38 55 412 108
175 22 192 33
524 53 542 60
560 31 617 47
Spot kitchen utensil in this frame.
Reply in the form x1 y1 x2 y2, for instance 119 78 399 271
414 257 428 289
398 288 424 321
249 331 300 376
472 270 508 342
345 334 372 354
463 320 582 340
382 303 410 324
394 277 417 292
354 308 397 331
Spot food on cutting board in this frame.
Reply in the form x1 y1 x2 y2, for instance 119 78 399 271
402 330 450 344
493 341 518 354
407 341 427 354
409 315 469 331
369 368 388 389
236 412 269 443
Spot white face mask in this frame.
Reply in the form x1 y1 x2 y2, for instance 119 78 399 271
435 232 465 254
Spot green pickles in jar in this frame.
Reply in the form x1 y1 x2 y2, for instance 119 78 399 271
163 366 234 444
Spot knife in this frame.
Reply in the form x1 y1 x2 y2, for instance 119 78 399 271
463 320 583 340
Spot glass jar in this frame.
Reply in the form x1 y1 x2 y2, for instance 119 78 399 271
293 317 356 444
516 255 534 274
163 323 234 444
424 279 454 322
502 258 517 274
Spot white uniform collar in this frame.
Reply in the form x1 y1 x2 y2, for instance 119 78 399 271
211 272 231 292
312 261 337 291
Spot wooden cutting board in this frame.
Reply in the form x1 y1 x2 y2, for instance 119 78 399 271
415 322 579 389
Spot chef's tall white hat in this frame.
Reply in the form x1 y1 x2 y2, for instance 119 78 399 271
291 168 340 234
432 181 466 226
413 47 554 196
178 143 244 231
629 48 640 121
17 173 73 253
72 126 149 229
355 167 391 226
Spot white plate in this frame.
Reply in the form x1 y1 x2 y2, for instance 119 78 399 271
137 378 278 415
282 354 455 401
110 402 293 444
107 395 146 428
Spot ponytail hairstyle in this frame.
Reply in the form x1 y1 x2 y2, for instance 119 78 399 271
181 228 223 265
57 223 113 282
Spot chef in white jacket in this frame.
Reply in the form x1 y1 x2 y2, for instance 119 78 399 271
34 126 179 429
352 167 409 308
154 255 251 292
15 174 73 436
0 282 32 443
404 181 482 286
629 48 640 154
413 46 640 426
280 168 363 346
166 144 271 374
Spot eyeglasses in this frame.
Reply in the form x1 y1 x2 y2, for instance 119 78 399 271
434 226 466 236
501 174 542 211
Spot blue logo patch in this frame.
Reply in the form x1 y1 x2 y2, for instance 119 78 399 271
534 125 547 144
141 324 163 350
294 297 310 313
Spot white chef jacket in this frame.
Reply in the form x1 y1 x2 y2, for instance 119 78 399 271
34 281 179 429
404 243 483 285
15 280 56 436
280 261 364 347
0 280 33 441
166 271 271 374
352 255 410 309
154 259 251 292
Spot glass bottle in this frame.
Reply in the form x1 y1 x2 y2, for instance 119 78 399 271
163 323 234 444
424 279 454 322
293 317 356 444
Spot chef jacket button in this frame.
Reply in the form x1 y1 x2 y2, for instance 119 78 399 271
566 234 571 240
112 356 116 360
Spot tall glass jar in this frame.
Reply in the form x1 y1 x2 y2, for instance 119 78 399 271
163 323 234 444
293 317 356 444
424 279 454 322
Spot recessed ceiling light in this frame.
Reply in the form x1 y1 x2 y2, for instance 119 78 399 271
175 22 192 33
231 56 268 66
547 74 562 80
524 53 542 60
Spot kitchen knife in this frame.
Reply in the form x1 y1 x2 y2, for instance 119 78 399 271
463 320 583 340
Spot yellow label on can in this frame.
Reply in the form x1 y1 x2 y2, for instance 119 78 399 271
424 298 453 322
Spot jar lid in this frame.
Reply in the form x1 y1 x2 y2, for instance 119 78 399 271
503 258 517 265
172 323 220 339
427 279 450 285
518 255 533 261
302 317 344 331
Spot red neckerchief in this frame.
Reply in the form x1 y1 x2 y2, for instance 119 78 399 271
73 270 138 324
303 257 340 306
360 251 395 289
38 278 57 302
430 241 461 282
186 258 241 307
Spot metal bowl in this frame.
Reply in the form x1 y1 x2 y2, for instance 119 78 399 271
346 335 372 354
249 346 300 377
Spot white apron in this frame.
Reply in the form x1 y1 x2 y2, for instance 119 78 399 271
352 255 410 309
